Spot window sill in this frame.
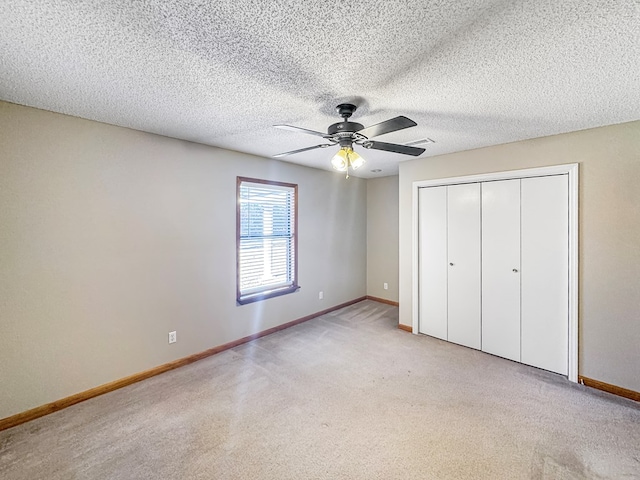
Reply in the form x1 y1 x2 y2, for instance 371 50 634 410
237 285 300 305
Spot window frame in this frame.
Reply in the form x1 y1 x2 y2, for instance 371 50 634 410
236 176 299 305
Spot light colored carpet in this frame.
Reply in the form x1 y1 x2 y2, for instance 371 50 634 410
1 300 639 479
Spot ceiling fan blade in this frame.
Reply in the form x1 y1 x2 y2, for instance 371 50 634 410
274 125 329 138
364 141 425 156
358 116 417 139
272 144 333 158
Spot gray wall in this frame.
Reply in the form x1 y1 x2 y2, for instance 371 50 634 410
399 121 640 392
0 101 367 419
366 176 399 302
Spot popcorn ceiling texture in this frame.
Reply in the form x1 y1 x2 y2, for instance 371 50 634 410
1 0 638 177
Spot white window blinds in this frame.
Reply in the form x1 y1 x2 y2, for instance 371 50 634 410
237 178 298 304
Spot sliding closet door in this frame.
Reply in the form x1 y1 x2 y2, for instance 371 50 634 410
482 179 521 362
418 186 448 340
521 175 569 374
447 183 481 349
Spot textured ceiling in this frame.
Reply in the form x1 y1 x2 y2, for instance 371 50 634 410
1 1 639 178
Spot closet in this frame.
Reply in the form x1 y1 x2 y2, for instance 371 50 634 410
418 173 569 376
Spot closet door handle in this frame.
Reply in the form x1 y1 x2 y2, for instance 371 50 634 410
513 268 519 273
449 262 454 266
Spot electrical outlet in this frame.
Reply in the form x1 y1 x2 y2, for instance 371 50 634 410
319 291 324 300
168 331 177 344
383 283 389 290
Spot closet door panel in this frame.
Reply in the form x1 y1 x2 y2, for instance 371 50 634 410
418 186 448 340
482 179 521 362
521 175 569 374
447 183 481 349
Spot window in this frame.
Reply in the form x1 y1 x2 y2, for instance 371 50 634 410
236 177 298 304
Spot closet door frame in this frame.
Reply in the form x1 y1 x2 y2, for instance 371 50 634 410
411 163 579 382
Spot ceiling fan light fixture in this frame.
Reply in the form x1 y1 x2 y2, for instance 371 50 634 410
331 146 365 172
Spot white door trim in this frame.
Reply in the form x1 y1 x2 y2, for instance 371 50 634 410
411 163 579 382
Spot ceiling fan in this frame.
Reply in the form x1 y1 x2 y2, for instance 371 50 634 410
273 104 425 177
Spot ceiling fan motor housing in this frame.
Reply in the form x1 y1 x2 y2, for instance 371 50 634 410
328 122 365 147
331 104 366 147
328 121 364 135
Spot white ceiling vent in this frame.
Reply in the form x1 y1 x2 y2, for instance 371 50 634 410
406 138 435 146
